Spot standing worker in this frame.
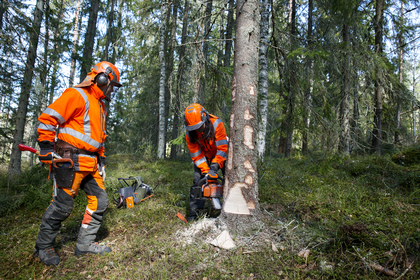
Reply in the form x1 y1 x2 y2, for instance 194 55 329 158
33 61 122 266
184 103 228 221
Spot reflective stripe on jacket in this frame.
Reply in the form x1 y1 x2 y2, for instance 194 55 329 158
37 86 107 171
185 114 228 174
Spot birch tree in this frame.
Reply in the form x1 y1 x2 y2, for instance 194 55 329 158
69 0 81 87
157 2 169 159
222 0 260 233
257 0 270 159
8 0 44 175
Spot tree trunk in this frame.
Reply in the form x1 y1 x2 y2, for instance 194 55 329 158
69 0 82 87
371 0 384 155
8 0 44 175
198 0 213 105
79 0 100 82
221 0 260 234
257 0 270 159
284 0 296 157
302 0 313 155
224 0 234 68
170 0 189 159
395 0 404 145
157 2 169 159
338 22 351 154
104 0 116 62
164 0 178 158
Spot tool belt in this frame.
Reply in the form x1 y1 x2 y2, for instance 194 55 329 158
55 139 97 158
53 139 97 188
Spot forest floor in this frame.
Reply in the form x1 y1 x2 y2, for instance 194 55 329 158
0 151 419 279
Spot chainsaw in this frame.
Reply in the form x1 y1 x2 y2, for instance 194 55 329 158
191 176 224 210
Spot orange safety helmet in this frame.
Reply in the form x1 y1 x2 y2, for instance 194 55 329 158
184 103 209 131
75 61 122 88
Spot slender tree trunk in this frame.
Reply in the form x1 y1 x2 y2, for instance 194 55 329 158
302 0 313 155
257 0 270 159
339 22 351 154
171 0 189 159
104 0 116 61
351 63 360 153
157 2 169 159
164 0 178 158
69 0 81 87
221 0 260 234
371 0 384 155
284 0 296 157
79 0 100 82
395 1 404 145
224 0 234 68
198 0 213 104
8 0 44 175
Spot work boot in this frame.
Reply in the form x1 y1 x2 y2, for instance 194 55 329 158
74 242 111 256
33 246 61 266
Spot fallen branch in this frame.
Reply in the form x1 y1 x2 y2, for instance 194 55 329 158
369 262 396 277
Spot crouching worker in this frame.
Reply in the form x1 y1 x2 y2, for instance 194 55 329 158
184 103 228 221
33 61 122 266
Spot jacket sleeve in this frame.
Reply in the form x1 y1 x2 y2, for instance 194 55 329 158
37 88 85 143
211 119 228 169
186 131 210 174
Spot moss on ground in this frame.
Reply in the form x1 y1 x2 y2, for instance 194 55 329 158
0 151 419 279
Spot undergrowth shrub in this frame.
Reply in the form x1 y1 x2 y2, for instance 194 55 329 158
0 164 51 216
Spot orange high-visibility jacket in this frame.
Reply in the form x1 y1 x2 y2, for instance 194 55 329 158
185 114 228 174
37 85 107 171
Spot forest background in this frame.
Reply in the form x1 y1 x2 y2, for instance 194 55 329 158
1 0 420 168
1 0 420 278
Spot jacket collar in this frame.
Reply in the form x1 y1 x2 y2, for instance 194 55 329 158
86 84 106 100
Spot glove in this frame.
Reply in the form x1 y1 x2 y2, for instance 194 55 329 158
206 162 220 182
98 156 106 181
38 141 55 164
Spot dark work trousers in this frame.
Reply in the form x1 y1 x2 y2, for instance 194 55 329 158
189 162 225 218
36 170 108 250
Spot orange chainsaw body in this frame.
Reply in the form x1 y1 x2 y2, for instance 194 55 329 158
202 182 223 198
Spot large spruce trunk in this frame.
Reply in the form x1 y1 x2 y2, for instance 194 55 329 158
221 0 260 234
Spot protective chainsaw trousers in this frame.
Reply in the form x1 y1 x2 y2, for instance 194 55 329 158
36 169 108 249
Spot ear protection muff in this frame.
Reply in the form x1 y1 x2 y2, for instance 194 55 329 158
96 67 112 86
201 107 209 122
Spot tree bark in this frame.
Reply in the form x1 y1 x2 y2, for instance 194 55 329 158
371 0 384 155
164 0 178 159
224 0 234 68
395 0 404 145
284 0 296 157
8 0 44 175
69 0 82 87
302 0 313 155
221 0 260 234
338 22 351 154
170 0 189 159
79 0 100 82
198 0 213 105
257 0 270 159
157 2 169 159
104 0 116 62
